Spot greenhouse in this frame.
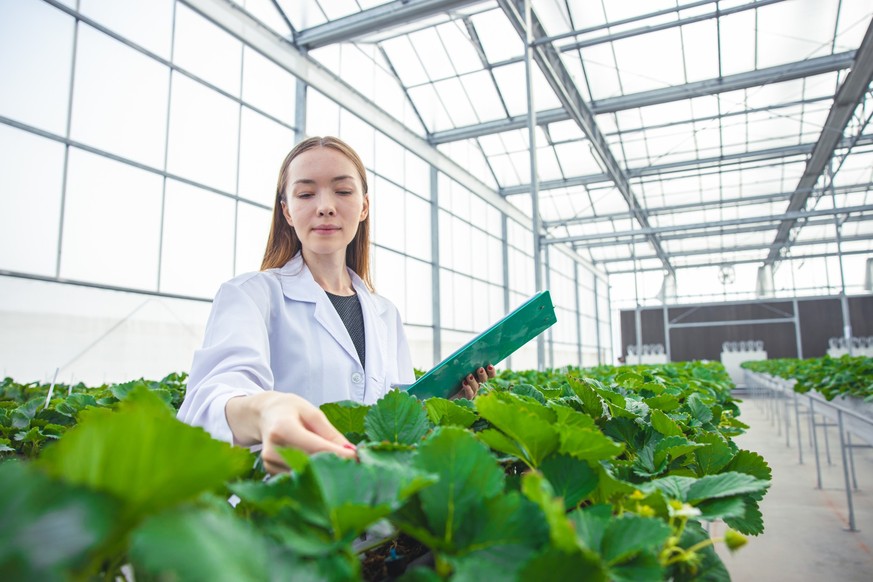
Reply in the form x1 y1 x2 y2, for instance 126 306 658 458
1 0 872 580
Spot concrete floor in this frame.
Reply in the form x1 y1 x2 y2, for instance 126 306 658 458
712 394 873 581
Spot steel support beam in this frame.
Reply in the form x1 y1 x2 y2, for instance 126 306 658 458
501 134 873 196
545 182 872 228
765 19 873 265
294 0 484 49
593 234 873 264
429 52 856 144
499 0 674 275
606 248 873 275
545 204 873 245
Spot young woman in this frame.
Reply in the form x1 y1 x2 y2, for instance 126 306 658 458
178 136 493 473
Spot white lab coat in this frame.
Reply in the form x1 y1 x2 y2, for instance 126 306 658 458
177 254 415 443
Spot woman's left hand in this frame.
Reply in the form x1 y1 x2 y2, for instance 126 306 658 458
452 364 496 400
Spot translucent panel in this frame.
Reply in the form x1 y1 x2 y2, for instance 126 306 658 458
373 246 406 318
405 257 433 326
461 71 505 123
405 195 432 262
235 201 271 275
173 4 242 97
0 125 64 276
61 149 162 290
318 0 358 20
340 44 376 104
371 178 405 252
239 0 291 35
613 28 685 94
0 0 74 135
381 36 428 86
80 0 172 59
275 0 327 30
238 107 295 207
439 21 482 75
167 74 239 193
160 180 235 298
71 26 169 169
409 27 454 81
835 0 873 50
408 84 452 132
491 62 531 117
306 90 340 137
453 273 474 331
576 45 621 100
567 1 606 30
404 151 430 200
242 47 296 126
554 141 602 177
471 8 523 62
718 10 755 76
432 77 477 127
452 216 473 275
757 0 838 68
339 109 375 165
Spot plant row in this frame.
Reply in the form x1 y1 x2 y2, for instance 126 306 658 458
1 362 769 581
741 355 873 401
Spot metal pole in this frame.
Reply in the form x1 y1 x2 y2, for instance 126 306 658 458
792 298 803 358
823 414 833 466
811 399 823 489
847 432 858 491
830 163 853 354
523 0 545 370
663 303 671 362
794 391 804 464
837 410 857 531
784 389 791 447
430 166 441 367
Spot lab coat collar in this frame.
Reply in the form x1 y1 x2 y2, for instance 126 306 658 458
277 254 387 382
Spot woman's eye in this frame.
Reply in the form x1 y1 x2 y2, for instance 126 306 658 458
297 192 314 198
337 190 352 196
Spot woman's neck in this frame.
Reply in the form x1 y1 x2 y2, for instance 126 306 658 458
303 250 355 295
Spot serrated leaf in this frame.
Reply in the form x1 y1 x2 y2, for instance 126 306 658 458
364 389 431 445
615 371 644 390
37 386 252 521
0 461 119 578
685 471 769 503
723 498 765 535
425 398 477 428
129 507 315 582
567 377 606 419
694 433 734 475
601 514 671 565
552 404 596 430
723 449 772 481
654 436 704 467
639 475 695 501
475 392 559 468
518 547 606 582
644 393 681 412
669 521 730 582
650 409 683 437
540 454 599 509
685 393 713 425
695 496 747 521
559 424 624 462
568 504 612 552
521 472 577 552
608 551 664 582
400 427 505 549
510 383 547 404
320 400 369 435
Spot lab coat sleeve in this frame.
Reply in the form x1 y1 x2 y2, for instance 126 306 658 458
177 279 274 444
393 303 416 385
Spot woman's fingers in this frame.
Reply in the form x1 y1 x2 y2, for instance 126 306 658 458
486 364 496 378
476 367 488 383
300 403 355 448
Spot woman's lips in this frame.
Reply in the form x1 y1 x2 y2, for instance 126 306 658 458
313 225 340 233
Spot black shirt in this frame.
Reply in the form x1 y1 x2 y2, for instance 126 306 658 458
325 291 366 369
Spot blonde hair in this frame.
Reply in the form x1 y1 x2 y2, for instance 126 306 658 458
261 136 372 290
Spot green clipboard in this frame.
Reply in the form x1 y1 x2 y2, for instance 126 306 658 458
403 290 557 399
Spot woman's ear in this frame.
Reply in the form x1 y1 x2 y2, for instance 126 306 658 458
360 194 369 222
281 200 293 227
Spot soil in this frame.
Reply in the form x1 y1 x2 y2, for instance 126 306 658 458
361 533 431 581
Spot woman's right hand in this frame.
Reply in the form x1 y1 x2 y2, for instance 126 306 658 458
226 392 356 474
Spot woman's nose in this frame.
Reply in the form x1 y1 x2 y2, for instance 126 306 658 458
317 195 336 215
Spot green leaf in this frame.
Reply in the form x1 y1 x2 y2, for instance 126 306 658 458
364 389 431 445
521 472 577 552
650 409 683 437
615 371 644 390
695 496 747 521
518 547 606 582
723 449 772 481
653 436 704 468
401 427 505 550
129 507 317 582
694 433 734 475
552 404 597 430
685 393 713 425
425 398 477 428
644 394 681 412
475 392 559 468
685 472 770 503
639 475 695 501
510 383 547 404
540 454 599 510
668 521 730 582
0 461 119 579
569 504 612 552
567 377 606 419
558 424 624 462
723 498 765 535
320 400 369 435
38 386 252 522
601 514 671 565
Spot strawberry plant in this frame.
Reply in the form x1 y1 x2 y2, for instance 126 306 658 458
742 356 873 401
0 362 768 581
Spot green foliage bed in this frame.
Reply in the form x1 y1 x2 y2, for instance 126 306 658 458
1 363 768 581
741 355 873 401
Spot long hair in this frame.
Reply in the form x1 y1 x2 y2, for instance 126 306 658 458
261 136 372 290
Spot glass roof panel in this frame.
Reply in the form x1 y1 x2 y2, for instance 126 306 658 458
470 8 524 62
718 9 755 76
680 18 720 83
381 36 428 86
439 21 484 75
554 141 602 178
574 45 621 100
612 28 686 94
409 27 455 81
275 0 326 30
433 77 478 127
316 0 358 20
460 71 505 123
756 0 839 68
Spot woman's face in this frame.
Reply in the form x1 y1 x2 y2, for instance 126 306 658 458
281 146 368 261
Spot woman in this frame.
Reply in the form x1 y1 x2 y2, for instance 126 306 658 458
178 136 493 473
